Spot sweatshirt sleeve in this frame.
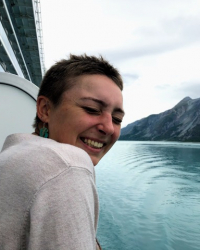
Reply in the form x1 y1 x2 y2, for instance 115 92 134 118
27 167 99 250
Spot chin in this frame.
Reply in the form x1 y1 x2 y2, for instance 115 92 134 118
92 160 98 166
90 156 100 166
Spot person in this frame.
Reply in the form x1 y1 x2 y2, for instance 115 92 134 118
0 54 124 250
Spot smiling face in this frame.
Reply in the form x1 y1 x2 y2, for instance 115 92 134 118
45 74 124 165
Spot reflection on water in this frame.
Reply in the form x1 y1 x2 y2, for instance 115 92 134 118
96 141 200 250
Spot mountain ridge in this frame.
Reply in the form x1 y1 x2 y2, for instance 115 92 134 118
120 97 200 142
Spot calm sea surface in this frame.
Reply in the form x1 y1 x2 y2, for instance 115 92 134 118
96 141 200 250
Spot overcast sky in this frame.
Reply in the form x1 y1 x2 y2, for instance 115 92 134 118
40 0 200 128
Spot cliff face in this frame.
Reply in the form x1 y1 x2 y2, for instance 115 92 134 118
120 97 200 142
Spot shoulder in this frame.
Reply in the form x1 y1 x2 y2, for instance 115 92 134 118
1 133 95 188
2 133 93 170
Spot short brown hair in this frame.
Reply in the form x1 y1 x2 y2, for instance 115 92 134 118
33 54 123 128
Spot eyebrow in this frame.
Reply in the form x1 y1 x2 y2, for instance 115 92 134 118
79 97 125 115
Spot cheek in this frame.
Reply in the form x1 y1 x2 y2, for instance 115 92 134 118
111 127 121 143
78 116 98 128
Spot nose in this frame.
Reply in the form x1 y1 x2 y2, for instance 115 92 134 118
97 113 115 135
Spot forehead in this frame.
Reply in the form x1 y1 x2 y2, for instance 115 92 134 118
74 75 120 104
74 74 120 88
61 74 124 113
74 74 121 93
68 74 123 105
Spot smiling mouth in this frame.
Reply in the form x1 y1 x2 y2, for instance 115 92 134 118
81 138 104 149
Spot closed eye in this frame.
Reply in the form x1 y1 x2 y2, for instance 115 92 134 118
83 106 100 115
112 116 122 125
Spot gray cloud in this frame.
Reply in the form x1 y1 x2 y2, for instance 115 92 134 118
155 84 171 90
162 16 200 43
154 81 200 106
104 16 200 62
178 81 200 98
122 73 139 86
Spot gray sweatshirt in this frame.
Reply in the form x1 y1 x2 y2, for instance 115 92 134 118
0 134 99 250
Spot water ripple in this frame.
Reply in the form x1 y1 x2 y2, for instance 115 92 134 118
96 141 200 250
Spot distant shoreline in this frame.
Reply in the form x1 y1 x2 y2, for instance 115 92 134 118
118 140 200 144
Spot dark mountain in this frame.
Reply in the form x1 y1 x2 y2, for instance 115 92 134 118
119 97 200 142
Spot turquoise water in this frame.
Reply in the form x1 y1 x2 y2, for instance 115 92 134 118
96 141 200 250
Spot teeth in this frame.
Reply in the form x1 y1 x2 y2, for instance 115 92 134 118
84 138 103 148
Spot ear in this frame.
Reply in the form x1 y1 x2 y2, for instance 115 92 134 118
37 96 52 123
